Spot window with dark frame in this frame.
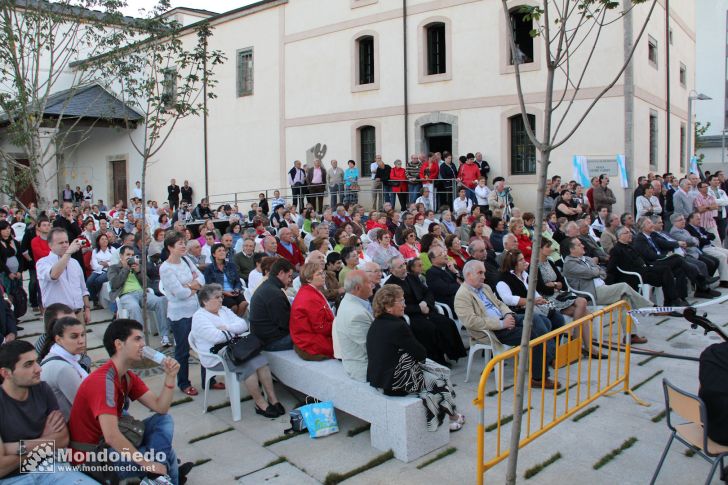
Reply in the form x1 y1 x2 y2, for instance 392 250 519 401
357 36 375 85
237 48 254 97
679 123 686 172
679 63 686 87
359 126 376 177
509 114 536 175
509 8 534 65
426 22 446 75
648 37 658 66
161 68 177 109
649 111 658 169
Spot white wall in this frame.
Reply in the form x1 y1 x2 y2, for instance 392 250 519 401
695 0 728 137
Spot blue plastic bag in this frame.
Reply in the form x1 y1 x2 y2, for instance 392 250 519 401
299 400 339 438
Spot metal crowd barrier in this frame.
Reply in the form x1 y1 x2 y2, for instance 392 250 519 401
473 301 645 484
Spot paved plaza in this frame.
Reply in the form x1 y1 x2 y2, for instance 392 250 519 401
16 294 727 484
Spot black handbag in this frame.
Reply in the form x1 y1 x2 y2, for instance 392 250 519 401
211 331 263 364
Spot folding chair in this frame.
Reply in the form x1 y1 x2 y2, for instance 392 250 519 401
650 378 728 485
617 266 663 305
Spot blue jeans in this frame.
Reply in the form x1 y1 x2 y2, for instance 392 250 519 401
263 334 293 351
170 317 193 389
3 462 97 484
119 291 170 339
115 413 179 484
85 272 107 303
408 182 422 204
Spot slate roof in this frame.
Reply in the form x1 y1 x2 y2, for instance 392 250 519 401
42 83 142 121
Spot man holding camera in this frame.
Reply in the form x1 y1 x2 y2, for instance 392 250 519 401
36 227 91 324
108 246 170 346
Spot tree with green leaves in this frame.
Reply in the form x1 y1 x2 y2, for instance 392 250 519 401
500 0 657 482
0 0 139 208
94 3 225 336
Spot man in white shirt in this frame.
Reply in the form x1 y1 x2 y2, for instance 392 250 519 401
36 228 91 323
453 188 473 216
269 190 286 210
132 180 142 200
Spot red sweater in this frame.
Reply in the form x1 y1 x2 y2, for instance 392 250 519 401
516 233 533 262
290 284 335 357
277 241 304 268
458 163 480 189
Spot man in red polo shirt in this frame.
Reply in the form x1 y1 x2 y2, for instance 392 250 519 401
276 227 304 273
68 319 192 484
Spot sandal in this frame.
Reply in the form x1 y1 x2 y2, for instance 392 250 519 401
453 413 465 425
449 421 463 432
181 386 198 396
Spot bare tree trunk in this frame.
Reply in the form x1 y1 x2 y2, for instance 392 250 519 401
141 153 150 342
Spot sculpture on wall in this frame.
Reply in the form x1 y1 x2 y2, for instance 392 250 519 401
306 143 327 165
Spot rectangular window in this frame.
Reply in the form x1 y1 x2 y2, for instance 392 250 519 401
510 114 536 175
161 69 177 109
360 126 376 177
426 23 446 75
679 123 686 172
237 48 254 97
358 36 375 85
648 36 658 67
649 111 658 169
679 63 687 87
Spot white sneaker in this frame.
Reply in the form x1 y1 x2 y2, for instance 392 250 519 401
140 476 174 485
161 336 171 347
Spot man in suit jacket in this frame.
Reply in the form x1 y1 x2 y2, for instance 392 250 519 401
669 213 726 286
633 217 719 298
425 247 462 317
672 179 694 218
684 212 728 286
454 260 558 388
387 256 466 365
562 238 650 343
333 270 374 382
606 228 685 306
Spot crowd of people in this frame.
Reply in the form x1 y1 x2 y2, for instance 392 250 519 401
2 152 728 483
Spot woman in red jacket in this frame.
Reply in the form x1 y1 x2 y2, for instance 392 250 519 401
290 262 335 360
509 217 533 262
389 159 409 210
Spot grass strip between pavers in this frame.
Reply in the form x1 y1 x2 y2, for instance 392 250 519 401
556 381 575 396
651 410 667 423
188 426 234 444
192 458 211 468
572 405 600 422
485 408 530 432
323 450 394 485
637 354 659 366
631 370 664 392
170 396 194 407
86 344 105 351
263 431 305 447
666 329 687 342
653 318 669 326
416 447 457 470
593 437 638 470
524 452 562 479
347 423 371 437
487 383 514 397
205 395 252 412
685 449 696 457
234 457 289 480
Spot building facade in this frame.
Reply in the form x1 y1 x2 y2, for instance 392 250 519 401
63 0 696 213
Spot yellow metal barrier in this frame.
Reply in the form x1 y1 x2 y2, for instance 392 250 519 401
473 301 645 484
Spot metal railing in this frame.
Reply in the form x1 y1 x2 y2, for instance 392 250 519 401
473 301 646 484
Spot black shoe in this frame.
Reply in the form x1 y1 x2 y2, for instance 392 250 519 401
721 281 728 289
178 461 193 484
255 404 280 418
694 290 715 299
705 275 721 285
673 298 690 307
273 402 285 416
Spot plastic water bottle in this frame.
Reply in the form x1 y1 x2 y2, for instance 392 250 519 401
142 346 166 365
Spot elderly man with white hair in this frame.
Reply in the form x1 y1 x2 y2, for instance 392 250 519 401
496 233 519 267
672 178 694 218
185 239 207 271
333 270 375 381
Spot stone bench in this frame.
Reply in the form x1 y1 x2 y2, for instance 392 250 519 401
263 350 449 462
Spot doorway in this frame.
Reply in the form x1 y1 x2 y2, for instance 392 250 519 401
423 123 452 156
13 159 37 207
110 159 127 205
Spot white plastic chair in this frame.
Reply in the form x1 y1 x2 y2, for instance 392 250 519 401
617 266 663 305
464 332 513 388
188 333 242 422
434 301 462 335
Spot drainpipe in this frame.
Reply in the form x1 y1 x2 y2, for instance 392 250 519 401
203 38 210 200
665 0 671 173
624 0 635 213
403 0 409 157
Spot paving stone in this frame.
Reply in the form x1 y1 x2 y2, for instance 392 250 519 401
237 462 321 485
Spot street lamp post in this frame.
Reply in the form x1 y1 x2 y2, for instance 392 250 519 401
687 90 712 172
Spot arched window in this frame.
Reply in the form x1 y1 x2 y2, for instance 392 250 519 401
357 35 375 85
359 125 376 177
425 22 447 75
509 114 536 175
509 8 534 64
